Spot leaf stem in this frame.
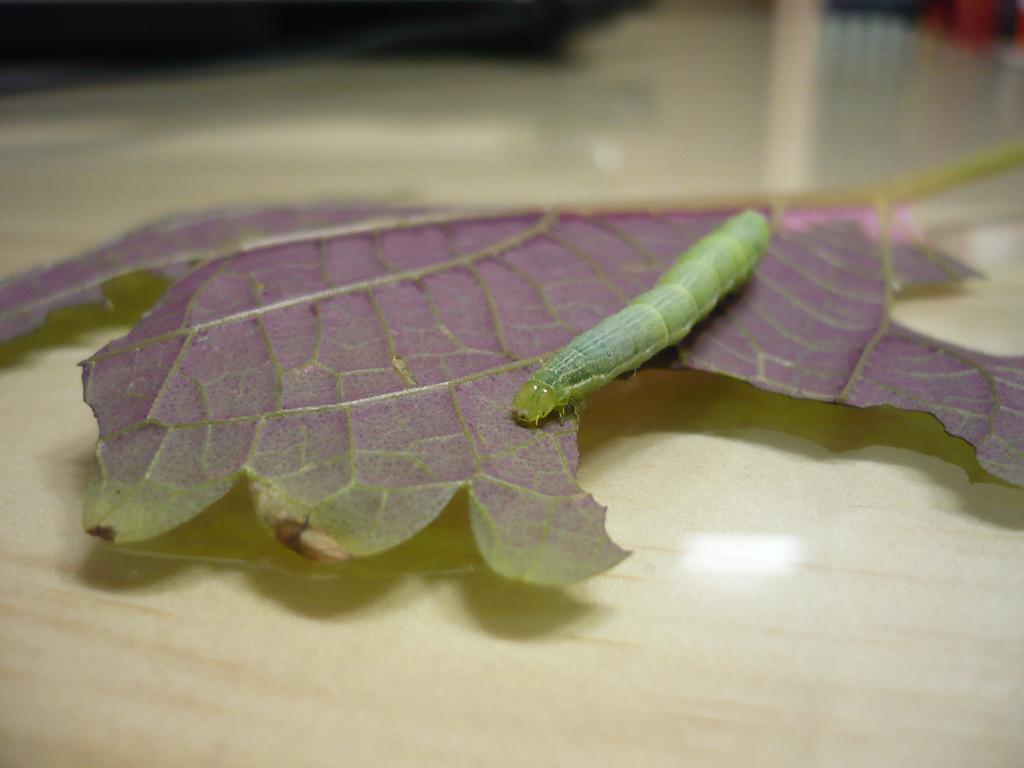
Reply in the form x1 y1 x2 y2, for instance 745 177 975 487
875 137 1024 203
571 137 1024 213
787 137 1024 207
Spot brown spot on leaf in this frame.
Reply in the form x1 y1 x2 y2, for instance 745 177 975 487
274 519 350 562
87 525 116 542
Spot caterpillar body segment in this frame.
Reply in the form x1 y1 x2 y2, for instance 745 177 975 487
512 210 771 425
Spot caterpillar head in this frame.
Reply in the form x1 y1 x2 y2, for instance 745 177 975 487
513 380 558 425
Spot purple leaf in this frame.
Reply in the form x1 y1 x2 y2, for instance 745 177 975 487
76 206 1019 583
0 202 437 343
681 208 1022 486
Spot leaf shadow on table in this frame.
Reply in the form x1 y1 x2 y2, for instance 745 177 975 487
72 361 1023 637
74 481 595 640
0 272 168 370
579 368 1024 531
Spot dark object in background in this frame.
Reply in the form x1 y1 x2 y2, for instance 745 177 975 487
827 0 921 15
829 0 1022 44
0 0 644 61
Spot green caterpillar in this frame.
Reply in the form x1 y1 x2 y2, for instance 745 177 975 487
513 209 771 425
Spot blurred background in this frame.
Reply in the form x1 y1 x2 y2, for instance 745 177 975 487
0 0 1022 251
3 1 1023 72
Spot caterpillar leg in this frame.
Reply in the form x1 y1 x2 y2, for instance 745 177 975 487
559 398 586 422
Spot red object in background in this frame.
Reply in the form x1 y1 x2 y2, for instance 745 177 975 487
921 0 952 30
1017 0 1024 45
922 0 999 47
956 0 997 45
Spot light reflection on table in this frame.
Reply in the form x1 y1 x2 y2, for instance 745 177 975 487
680 533 805 577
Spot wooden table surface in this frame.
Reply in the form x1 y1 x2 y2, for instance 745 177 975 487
2 5 1023 767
